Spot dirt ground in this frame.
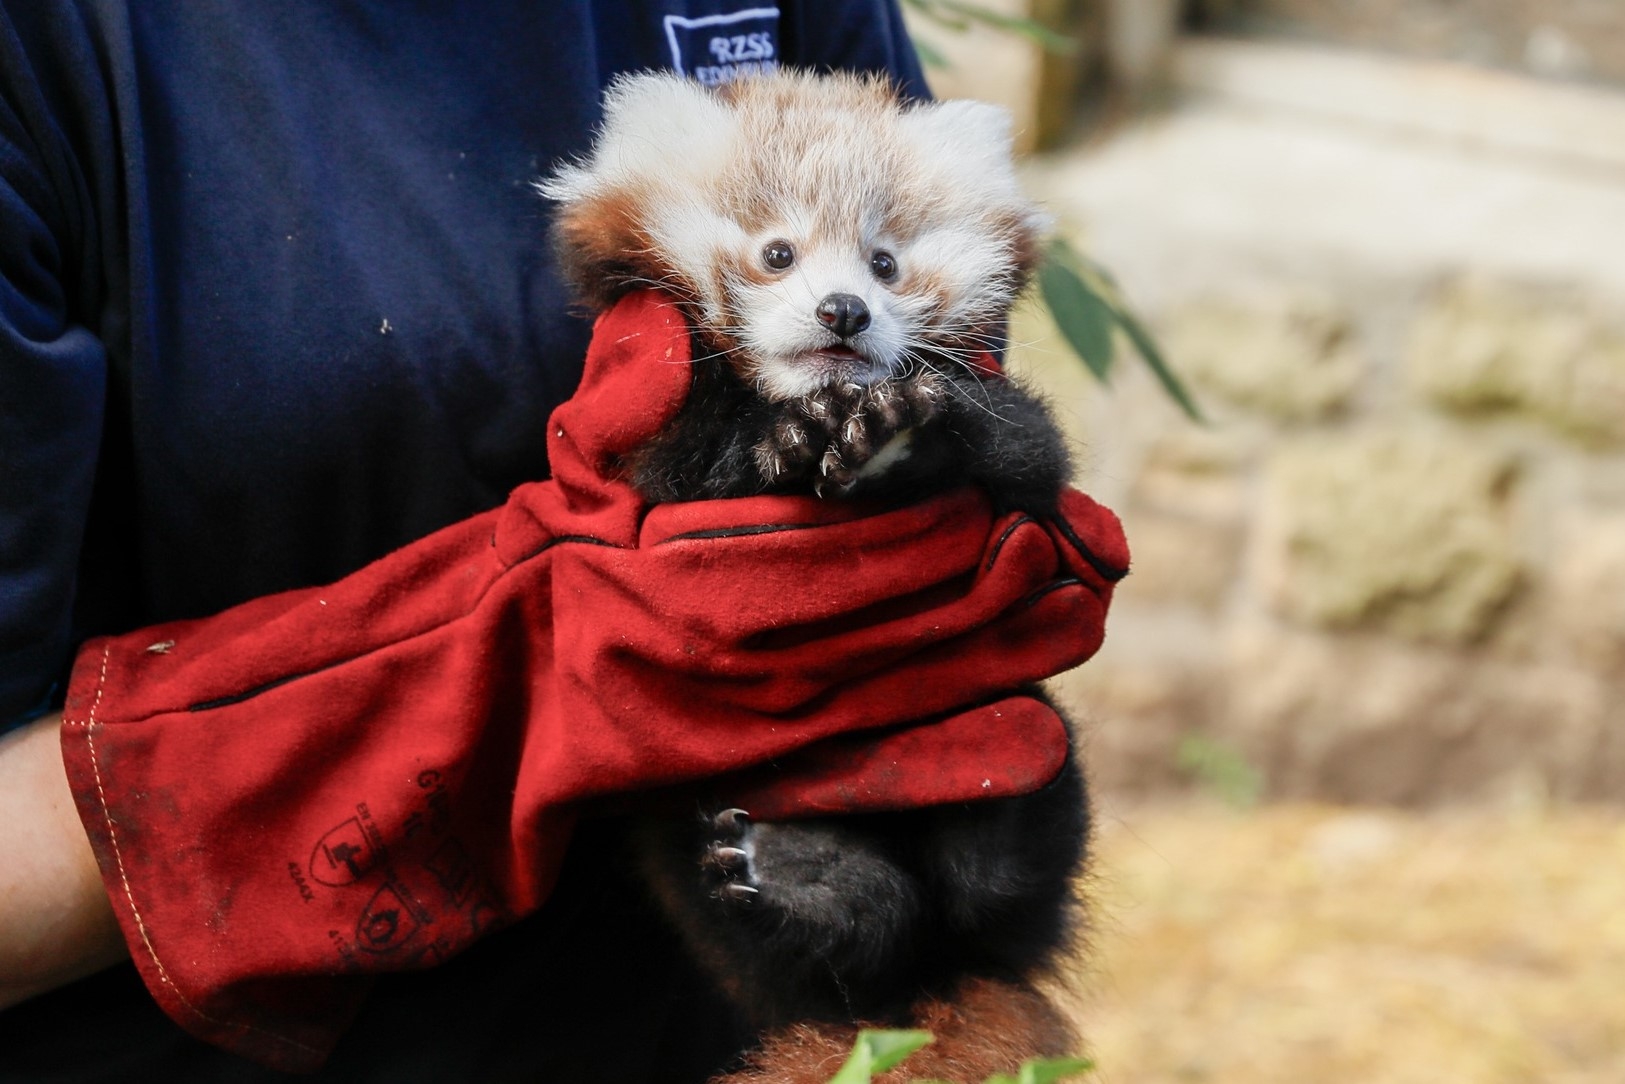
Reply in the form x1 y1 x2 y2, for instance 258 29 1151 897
1065 802 1625 1084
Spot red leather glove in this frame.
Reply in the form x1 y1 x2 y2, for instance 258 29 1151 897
59 291 1127 1069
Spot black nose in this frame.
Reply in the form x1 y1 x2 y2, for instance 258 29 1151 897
816 293 871 338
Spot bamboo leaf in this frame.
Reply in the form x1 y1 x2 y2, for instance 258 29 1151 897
862 1029 933 1072
901 0 974 33
911 34 950 69
1109 302 1206 423
900 0 1076 54
931 0 1078 54
1017 1055 1096 1083
825 1046 872 1084
826 1029 933 1083
1038 256 1117 383
1043 237 1204 422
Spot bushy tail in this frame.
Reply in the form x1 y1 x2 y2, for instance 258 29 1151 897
709 978 1077 1084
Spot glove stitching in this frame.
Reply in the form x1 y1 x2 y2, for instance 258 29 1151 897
657 521 826 544
497 532 622 570
65 644 325 1059
1023 577 1085 609
1048 514 1130 583
985 515 1037 572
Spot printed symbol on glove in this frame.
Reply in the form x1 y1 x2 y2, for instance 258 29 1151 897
424 836 474 906
356 883 422 954
310 817 377 886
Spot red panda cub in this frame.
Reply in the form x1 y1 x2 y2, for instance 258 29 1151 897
542 70 1087 1082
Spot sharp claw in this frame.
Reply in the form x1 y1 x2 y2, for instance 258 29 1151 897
715 808 751 833
719 883 759 903
698 845 747 877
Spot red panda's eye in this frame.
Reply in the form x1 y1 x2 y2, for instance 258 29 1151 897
762 241 795 270
870 251 897 281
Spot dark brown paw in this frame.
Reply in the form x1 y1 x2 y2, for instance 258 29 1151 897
753 374 947 496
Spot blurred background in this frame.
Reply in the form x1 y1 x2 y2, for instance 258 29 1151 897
905 2 1625 1080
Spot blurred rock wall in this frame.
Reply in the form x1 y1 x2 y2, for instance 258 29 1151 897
1012 40 1625 806
1219 0 1625 85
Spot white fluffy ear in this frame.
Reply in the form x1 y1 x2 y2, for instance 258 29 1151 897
900 98 1016 168
541 72 735 202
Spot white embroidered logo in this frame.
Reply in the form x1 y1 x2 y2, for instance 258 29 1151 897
709 32 774 64
664 7 782 86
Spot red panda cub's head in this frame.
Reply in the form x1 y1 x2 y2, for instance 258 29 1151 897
541 69 1048 401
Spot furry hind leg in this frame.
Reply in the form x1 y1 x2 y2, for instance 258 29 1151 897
631 812 929 1026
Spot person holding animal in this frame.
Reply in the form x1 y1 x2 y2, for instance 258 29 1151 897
0 3 1125 1082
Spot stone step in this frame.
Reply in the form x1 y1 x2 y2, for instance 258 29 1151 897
1027 38 1625 309
1213 0 1625 85
1177 36 1625 175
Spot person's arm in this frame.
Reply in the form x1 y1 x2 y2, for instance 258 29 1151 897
0 4 126 1005
0 713 125 1009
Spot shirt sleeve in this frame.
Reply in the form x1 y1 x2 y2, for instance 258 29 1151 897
0 6 108 729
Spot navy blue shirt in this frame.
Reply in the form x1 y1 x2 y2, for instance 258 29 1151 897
0 1 925 1078
0 0 926 726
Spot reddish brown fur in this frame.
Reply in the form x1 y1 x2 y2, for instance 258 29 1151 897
879 195 939 250
551 185 679 310
995 207 1045 288
552 184 759 365
710 979 1079 1084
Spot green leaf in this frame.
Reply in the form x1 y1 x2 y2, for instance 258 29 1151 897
911 34 950 69
904 0 1077 54
1111 302 1206 423
901 0 973 32
825 1046 872 1084
1176 735 1261 808
1017 1055 1096 1083
1041 236 1205 423
935 0 1077 54
1038 257 1117 383
826 1029 934 1083
862 1030 934 1072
